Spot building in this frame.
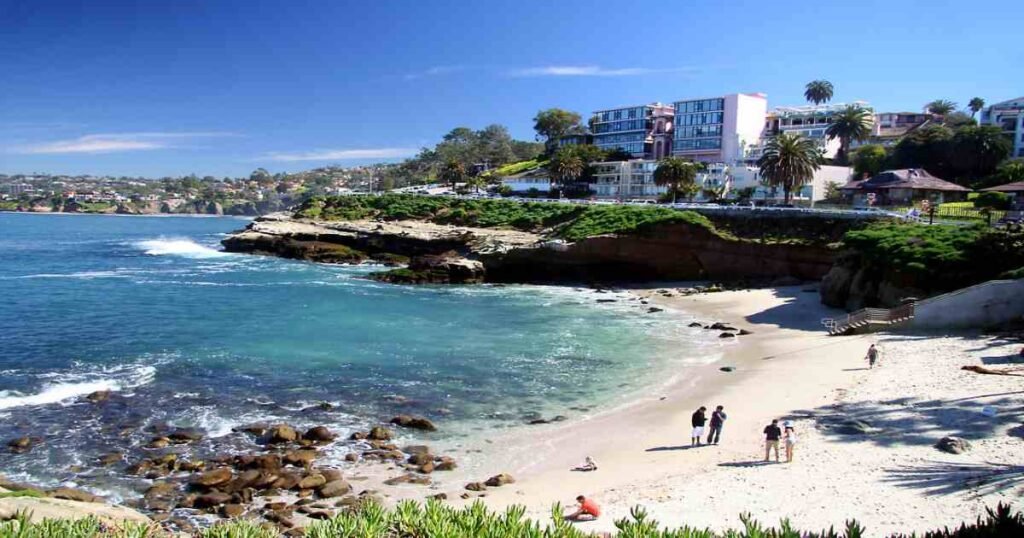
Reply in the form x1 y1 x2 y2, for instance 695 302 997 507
591 103 674 159
840 168 969 206
500 168 553 194
672 93 767 164
980 97 1024 158
981 181 1024 209
590 160 666 200
753 101 872 160
730 165 852 204
869 112 934 146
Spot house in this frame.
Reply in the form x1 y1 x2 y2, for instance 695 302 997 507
730 164 852 204
840 168 969 206
981 181 1024 209
500 168 553 194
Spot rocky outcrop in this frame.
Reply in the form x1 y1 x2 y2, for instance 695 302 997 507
820 251 928 310
371 253 485 284
0 495 151 525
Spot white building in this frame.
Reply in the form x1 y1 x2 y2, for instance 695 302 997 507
749 101 872 160
500 168 554 193
730 164 852 204
590 160 666 199
980 97 1024 159
672 93 767 164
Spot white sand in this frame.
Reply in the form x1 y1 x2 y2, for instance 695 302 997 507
448 286 1023 536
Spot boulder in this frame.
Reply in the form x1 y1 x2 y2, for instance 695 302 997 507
0 496 151 525
319 468 344 482
283 449 318 467
96 452 124 466
317 480 352 498
719 366 736 372
418 462 435 474
383 474 431 486
935 436 972 454
146 437 171 449
268 424 299 444
303 426 336 443
484 473 515 487
390 415 437 431
144 482 178 501
48 487 102 503
7 436 34 452
168 429 204 444
367 426 393 441
272 472 302 490
194 492 232 508
434 457 457 471
190 468 233 488
464 482 487 492
222 504 245 518
719 332 735 338
234 423 270 437
298 474 326 490
407 453 433 466
84 390 111 403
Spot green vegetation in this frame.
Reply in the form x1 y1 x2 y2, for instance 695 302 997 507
973 191 1012 210
757 132 824 204
558 206 717 242
486 158 547 178
76 202 117 213
533 108 584 153
926 99 958 116
1 501 1022 538
653 157 701 203
0 200 20 211
825 105 874 165
841 222 1024 289
804 80 834 105
0 490 45 499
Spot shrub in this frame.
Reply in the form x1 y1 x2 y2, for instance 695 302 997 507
973 191 1012 210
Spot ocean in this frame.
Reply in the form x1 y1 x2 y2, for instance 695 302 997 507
0 212 719 499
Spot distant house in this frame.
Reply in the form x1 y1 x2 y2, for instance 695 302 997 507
840 168 969 206
981 181 1024 209
500 168 553 193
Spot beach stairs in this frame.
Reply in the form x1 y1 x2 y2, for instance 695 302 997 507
821 303 915 335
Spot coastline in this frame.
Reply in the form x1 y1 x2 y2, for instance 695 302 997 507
448 285 1022 536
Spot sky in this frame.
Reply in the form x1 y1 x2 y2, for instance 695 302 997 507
1 0 1022 178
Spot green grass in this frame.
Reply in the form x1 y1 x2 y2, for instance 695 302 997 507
891 203 1007 222
0 490 45 499
486 158 547 178
0 200 21 211
0 501 1020 538
76 202 117 213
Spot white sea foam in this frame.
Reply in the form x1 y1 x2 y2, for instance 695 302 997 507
0 364 156 410
136 238 229 259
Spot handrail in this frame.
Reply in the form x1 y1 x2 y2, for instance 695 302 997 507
822 302 916 335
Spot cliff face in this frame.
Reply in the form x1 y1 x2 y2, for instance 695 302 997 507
222 216 837 285
819 251 931 310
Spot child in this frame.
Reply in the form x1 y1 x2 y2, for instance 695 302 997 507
572 456 598 472
783 422 798 463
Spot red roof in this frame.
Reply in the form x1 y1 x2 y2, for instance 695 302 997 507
981 181 1024 193
840 169 970 192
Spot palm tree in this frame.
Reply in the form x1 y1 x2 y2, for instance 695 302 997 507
926 99 957 116
552 155 585 186
968 97 986 118
825 105 874 165
439 159 466 188
757 133 823 205
804 80 834 105
653 157 699 203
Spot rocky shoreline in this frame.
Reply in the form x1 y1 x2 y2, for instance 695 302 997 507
221 214 837 286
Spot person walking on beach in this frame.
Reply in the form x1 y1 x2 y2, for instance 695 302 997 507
564 495 601 521
707 405 727 445
866 344 879 369
691 406 707 446
763 419 782 462
783 422 798 463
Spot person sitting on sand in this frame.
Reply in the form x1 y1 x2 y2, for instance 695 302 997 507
572 456 598 472
564 495 601 521
707 405 727 445
763 419 782 462
783 421 798 463
691 406 707 446
866 344 879 369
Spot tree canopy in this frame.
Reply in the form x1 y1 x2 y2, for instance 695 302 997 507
926 99 957 115
757 133 823 204
825 105 874 165
968 97 986 117
653 157 701 203
851 144 889 178
804 80 834 105
533 108 584 153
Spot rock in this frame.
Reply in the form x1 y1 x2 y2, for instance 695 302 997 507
168 428 204 444
688 322 703 328
222 504 245 518
349 431 368 441
719 332 736 338
268 424 299 444
303 426 336 443
738 329 753 335
371 252 485 285
146 437 171 449
407 453 433 466
418 462 435 474
190 468 233 488
383 474 431 486
434 457 457 471
464 482 486 492
284 449 318 467
647 307 664 313
428 493 447 501
298 474 326 490
935 436 972 454
179 460 206 472
0 496 151 525
828 418 874 435
48 487 102 503
367 426 393 441
389 415 437 431
144 482 177 501
320 468 344 482
227 469 262 492
234 423 269 437
709 322 737 331
403 445 431 456
318 480 352 498
194 492 232 508
96 452 124 466
344 453 359 462
719 366 736 372
272 472 302 490
7 436 34 452
85 390 111 403
484 473 515 487
246 454 283 471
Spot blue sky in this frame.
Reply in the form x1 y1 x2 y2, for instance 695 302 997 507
2 0 1022 178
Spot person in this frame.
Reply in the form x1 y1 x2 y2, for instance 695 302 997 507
707 405 727 445
866 344 879 369
763 419 782 462
690 406 707 446
564 495 601 521
783 422 798 463
572 456 597 472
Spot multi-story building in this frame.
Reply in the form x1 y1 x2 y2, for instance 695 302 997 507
590 160 666 199
869 112 934 146
980 97 1024 158
754 101 872 159
591 103 674 159
672 93 767 163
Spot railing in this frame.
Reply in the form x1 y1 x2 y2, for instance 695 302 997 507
821 302 915 335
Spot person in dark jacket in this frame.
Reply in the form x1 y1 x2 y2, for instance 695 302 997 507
690 406 707 446
707 405 727 445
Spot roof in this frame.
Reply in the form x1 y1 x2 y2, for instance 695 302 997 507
981 181 1024 192
840 169 970 192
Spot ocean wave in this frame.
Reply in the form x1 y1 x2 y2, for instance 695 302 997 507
0 364 156 410
135 238 229 259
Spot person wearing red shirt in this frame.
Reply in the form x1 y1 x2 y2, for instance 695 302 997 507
564 495 601 521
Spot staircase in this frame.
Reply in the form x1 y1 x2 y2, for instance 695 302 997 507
821 303 915 335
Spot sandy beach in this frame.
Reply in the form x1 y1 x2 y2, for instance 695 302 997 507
452 285 1023 536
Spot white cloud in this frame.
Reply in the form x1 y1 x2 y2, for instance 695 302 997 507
404 65 466 80
12 132 235 155
262 148 418 162
507 65 695 77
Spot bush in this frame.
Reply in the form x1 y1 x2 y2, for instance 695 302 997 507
973 191 1012 211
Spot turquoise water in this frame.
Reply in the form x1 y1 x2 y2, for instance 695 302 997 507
0 213 716 497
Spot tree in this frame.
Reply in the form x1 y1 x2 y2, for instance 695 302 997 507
926 99 957 116
968 97 986 118
439 159 466 188
851 144 889 178
804 80 834 105
989 160 1024 186
604 148 634 161
824 180 844 202
532 108 583 153
891 124 955 177
475 124 515 167
653 157 700 203
757 133 823 204
948 125 1013 183
551 154 585 187
973 191 1011 211
510 140 544 162
825 105 874 165
249 168 272 184
943 111 977 129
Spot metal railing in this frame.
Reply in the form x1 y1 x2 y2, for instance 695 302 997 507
822 302 915 335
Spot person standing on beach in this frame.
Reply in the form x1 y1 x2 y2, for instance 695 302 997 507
763 419 782 462
783 422 797 463
866 344 879 369
707 405 727 445
691 406 707 446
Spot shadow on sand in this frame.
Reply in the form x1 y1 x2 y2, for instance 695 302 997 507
718 460 776 468
645 445 702 452
885 461 1024 497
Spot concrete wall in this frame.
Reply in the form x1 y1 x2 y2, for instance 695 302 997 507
911 279 1024 330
